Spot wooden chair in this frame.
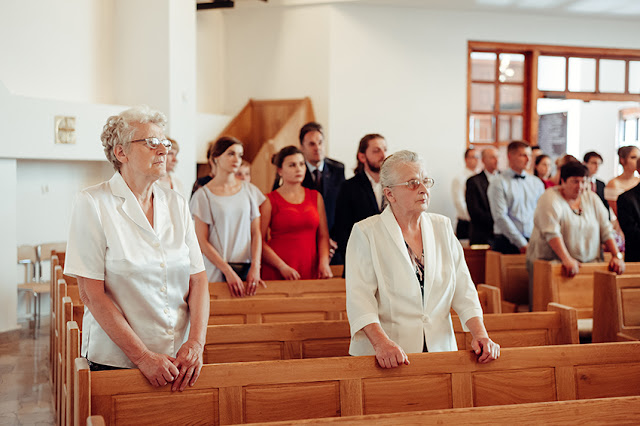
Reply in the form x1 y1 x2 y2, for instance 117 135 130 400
74 342 640 425
593 271 640 343
17 244 48 336
484 250 529 309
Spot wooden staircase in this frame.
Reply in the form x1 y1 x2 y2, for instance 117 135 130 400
200 97 315 193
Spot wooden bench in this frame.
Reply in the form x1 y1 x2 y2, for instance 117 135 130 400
209 283 501 325
532 260 640 317
203 303 577 363
593 271 640 343
209 295 348 324
330 264 344 277
484 250 529 309
58 284 82 426
249 396 640 425
74 342 640 425
463 245 488 285
209 278 347 299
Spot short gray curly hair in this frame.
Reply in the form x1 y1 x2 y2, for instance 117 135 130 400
101 105 167 171
380 150 425 188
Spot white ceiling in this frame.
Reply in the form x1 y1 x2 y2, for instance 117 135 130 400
229 0 640 20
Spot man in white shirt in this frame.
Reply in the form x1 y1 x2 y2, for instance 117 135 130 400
451 147 481 239
332 134 387 269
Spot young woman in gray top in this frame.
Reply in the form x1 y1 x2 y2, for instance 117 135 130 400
190 137 266 297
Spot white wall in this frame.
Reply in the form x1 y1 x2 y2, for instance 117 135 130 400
325 4 640 218
220 6 331 125
0 0 114 104
0 160 18 333
197 10 226 115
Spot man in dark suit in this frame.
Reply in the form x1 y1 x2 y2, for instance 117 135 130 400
273 122 346 260
617 158 640 262
332 134 387 267
583 151 610 214
466 147 499 245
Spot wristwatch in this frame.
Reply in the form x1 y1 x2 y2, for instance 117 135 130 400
615 252 623 260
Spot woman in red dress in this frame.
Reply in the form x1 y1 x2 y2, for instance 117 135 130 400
261 146 333 280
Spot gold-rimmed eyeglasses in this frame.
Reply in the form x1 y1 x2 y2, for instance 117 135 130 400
130 137 172 150
387 177 435 190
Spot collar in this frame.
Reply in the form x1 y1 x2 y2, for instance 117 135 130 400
109 172 165 234
507 168 527 179
306 159 325 173
364 170 381 187
484 169 499 179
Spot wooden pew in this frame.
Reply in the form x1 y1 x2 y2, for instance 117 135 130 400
209 280 501 325
209 296 347 325
209 278 347 299
484 250 528 309
65 321 81 426
251 396 640 425
330 264 344 277
79 397 640 426
593 271 640 343
532 260 640 317
74 342 640 425
59 285 82 426
463 245 488 285
203 304 577 363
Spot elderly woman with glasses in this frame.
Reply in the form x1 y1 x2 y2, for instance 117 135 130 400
64 106 209 392
346 150 499 368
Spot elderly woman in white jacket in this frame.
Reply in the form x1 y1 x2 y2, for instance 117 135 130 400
346 150 500 368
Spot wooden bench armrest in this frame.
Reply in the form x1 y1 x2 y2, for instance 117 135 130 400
547 302 579 344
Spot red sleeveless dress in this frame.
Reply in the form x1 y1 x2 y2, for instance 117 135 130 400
262 188 319 280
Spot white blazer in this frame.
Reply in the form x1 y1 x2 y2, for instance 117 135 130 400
346 207 483 355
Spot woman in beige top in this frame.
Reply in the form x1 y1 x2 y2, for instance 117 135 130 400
605 145 640 216
527 161 624 279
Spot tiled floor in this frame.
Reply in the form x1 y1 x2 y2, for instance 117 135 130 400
0 320 54 425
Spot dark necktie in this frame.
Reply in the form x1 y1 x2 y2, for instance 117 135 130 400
513 174 526 180
313 169 323 192
591 181 597 193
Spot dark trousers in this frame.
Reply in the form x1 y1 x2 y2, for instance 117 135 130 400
456 219 470 240
491 234 523 255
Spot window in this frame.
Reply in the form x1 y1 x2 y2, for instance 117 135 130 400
468 42 640 149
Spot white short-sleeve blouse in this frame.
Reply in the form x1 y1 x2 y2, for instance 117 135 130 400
64 172 205 368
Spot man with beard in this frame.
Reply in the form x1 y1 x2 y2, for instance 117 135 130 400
332 134 388 271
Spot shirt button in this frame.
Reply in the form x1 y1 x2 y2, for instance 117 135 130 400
154 242 161 248
164 308 169 315
168 329 174 335
422 315 430 323
161 287 166 293
160 262 165 268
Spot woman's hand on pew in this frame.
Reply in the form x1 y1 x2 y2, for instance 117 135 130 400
135 351 180 387
608 256 625 275
171 339 204 392
279 264 301 280
561 257 581 278
245 266 266 296
317 262 333 279
223 267 245 297
471 336 500 364
372 339 410 369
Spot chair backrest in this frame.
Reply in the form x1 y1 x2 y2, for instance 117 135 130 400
17 244 38 283
38 242 67 263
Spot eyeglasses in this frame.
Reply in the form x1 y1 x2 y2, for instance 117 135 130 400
130 137 172 150
387 177 435 190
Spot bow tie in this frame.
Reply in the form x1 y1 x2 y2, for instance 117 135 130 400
513 174 526 179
